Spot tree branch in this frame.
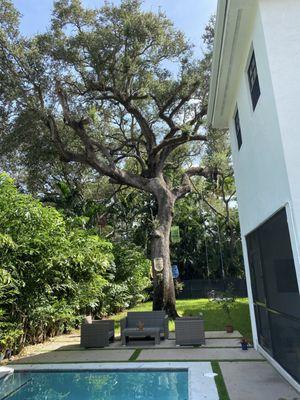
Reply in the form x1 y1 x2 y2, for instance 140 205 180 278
46 115 87 164
153 134 207 156
173 166 211 199
46 110 152 193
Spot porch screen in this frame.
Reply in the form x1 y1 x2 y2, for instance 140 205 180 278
246 208 300 383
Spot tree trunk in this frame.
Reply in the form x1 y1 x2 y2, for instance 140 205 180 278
151 189 178 318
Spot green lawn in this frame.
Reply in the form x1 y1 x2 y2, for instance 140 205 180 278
111 298 252 341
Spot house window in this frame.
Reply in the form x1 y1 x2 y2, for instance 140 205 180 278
247 51 261 110
234 109 242 150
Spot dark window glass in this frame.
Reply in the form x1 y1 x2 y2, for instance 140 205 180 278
234 109 242 150
247 51 261 110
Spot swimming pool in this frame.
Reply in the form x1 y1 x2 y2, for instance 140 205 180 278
0 369 188 400
0 362 220 400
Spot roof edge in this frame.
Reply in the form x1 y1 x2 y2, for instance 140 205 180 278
207 0 229 127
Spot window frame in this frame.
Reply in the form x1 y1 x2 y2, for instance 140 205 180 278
247 50 261 110
234 108 242 150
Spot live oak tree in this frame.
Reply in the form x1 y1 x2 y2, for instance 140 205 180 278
0 0 213 317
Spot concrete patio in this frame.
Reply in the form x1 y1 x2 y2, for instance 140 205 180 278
4 330 299 399
10 330 261 364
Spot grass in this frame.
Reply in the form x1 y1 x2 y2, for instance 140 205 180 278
110 298 252 341
211 361 230 400
129 349 142 361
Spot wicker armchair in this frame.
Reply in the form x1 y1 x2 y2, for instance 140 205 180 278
175 317 205 346
80 319 115 348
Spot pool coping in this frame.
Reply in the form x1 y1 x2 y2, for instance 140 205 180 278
4 362 219 400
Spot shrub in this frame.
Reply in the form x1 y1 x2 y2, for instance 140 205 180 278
101 242 151 315
0 173 112 349
0 174 151 353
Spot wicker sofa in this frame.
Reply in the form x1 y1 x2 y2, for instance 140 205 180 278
80 319 115 348
120 311 169 344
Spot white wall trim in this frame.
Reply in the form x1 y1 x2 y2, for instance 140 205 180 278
241 236 258 348
220 8 243 117
285 202 300 293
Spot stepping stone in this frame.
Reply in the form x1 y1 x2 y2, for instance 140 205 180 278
203 338 244 348
205 331 243 338
11 349 134 364
138 348 263 361
169 331 243 339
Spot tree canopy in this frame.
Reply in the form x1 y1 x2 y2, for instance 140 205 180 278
0 0 242 317
0 0 209 188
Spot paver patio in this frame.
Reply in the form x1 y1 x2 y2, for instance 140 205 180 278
220 361 300 400
138 347 263 361
11 349 134 364
4 330 299 399
9 330 259 364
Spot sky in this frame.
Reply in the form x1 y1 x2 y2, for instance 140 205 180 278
12 0 217 57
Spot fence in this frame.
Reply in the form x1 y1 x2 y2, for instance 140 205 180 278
177 278 248 299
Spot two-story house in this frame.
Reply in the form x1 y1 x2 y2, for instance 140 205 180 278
208 0 300 391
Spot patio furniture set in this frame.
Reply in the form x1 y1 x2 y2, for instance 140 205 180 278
80 311 205 348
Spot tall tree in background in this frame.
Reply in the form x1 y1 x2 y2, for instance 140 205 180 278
0 0 214 317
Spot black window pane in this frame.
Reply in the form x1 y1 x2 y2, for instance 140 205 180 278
251 78 261 110
234 109 242 150
247 51 261 110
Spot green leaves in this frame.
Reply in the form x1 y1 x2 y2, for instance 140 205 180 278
0 173 151 351
0 0 20 39
0 173 112 348
102 241 151 314
0 0 205 188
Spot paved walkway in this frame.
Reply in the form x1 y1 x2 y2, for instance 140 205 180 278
10 330 262 364
220 361 300 400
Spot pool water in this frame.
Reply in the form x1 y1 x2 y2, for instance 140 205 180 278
0 370 188 400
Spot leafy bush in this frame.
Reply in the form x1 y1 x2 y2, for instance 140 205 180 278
0 174 151 354
113 242 151 305
101 242 151 315
0 173 112 350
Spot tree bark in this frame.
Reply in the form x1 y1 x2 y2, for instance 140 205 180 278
150 186 178 318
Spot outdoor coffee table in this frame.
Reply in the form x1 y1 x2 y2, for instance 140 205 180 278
122 327 161 345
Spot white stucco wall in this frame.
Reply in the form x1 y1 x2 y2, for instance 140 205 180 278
258 0 300 289
226 2 300 348
228 5 291 238
210 0 300 389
